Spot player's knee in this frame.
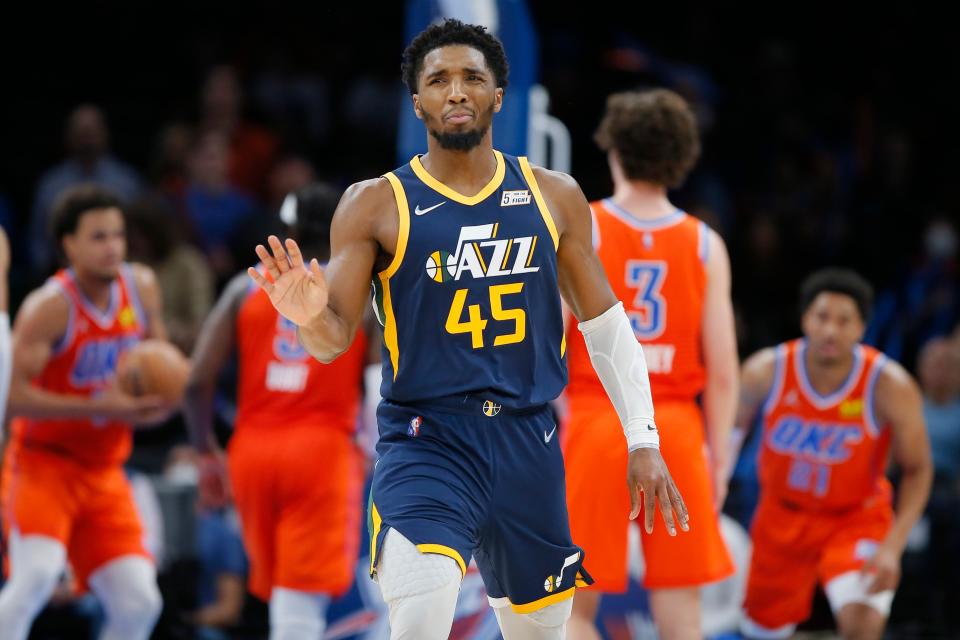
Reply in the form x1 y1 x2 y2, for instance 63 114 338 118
494 598 572 638
5 561 62 600
107 578 162 626
523 597 573 630
525 598 573 628
836 603 885 640
377 529 461 639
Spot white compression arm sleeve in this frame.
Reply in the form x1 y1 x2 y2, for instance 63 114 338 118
578 302 659 451
0 312 10 427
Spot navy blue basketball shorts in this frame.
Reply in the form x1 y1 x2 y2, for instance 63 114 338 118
368 395 593 614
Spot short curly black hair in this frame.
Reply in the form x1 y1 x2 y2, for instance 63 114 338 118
799 268 874 322
594 89 700 189
401 19 509 95
49 183 123 244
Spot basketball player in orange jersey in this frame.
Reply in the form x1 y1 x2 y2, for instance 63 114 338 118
737 268 932 639
563 89 737 640
0 185 171 640
184 183 376 640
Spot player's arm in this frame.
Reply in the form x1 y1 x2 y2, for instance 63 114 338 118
183 274 249 508
131 263 169 341
864 361 933 593
248 179 394 363
728 348 777 477
700 229 739 507
183 273 248 454
8 287 165 422
534 166 688 535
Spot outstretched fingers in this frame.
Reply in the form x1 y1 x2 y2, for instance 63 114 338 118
285 238 305 269
268 235 291 273
247 266 272 294
255 244 281 281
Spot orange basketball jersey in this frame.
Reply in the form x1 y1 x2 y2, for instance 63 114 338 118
10 265 146 467
758 339 892 510
234 284 367 434
566 200 708 401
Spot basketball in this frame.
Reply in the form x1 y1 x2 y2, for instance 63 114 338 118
117 339 191 404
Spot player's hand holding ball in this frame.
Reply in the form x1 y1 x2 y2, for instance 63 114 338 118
115 339 191 427
248 235 328 327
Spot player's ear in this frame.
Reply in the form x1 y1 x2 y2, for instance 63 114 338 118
412 94 424 121
493 87 504 113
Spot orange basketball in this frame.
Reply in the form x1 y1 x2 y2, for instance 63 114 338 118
117 339 191 404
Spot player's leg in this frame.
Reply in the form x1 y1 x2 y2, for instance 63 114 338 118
87 555 162 640
643 402 734 640
562 396 631 640
0 451 77 640
269 587 330 640
270 429 363 639
376 528 461 639
567 589 602 640
0 531 68 640
370 401 489 638
491 598 573 640
648 588 701 640
819 501 895 640
741 501 821 639
477 406 593 640
70 466 160 640
831 591 888 640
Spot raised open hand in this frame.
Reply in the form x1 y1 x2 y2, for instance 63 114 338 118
247 236 329 327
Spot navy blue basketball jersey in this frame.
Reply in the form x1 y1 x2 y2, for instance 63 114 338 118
372 150 567 408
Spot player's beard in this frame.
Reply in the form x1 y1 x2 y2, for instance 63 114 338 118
426 105 494 152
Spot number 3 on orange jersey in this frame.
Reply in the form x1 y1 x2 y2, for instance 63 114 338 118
625 260 668 339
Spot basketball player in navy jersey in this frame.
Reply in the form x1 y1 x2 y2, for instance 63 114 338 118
249 19 688 640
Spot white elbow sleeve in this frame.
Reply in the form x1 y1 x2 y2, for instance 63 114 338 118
578 302 659 451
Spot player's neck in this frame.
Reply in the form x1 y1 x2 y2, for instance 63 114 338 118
803 348 856 396
420 140 498 196
71 268 115 311
610 180 674 219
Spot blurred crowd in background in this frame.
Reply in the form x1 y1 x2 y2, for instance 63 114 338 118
1 2 959 638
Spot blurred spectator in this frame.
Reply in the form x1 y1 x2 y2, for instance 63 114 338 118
29 104 142 275
916 336 960 632
126 196 214 353
867 217 959 367
265 155 316 214
200 66 279 199
181 131 257 283
149 122 195 200
918 337 960 484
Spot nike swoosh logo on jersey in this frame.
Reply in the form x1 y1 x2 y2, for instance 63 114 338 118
544 426 558 443
414 201 446 216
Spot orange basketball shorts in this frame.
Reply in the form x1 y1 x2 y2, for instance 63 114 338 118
743 493 893 630
228 424 363 600
562 395 734 591
1 446 149 590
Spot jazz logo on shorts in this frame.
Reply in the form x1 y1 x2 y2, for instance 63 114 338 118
407 416 423 437
482 400 501 417
544 551 580 593
425 223 540 283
